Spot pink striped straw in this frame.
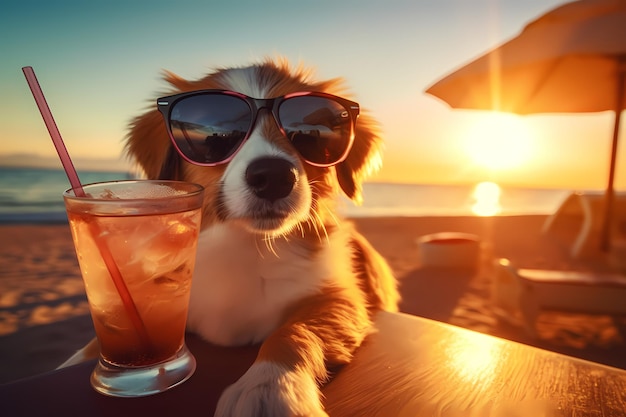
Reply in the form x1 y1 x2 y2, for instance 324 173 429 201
22 66 150 348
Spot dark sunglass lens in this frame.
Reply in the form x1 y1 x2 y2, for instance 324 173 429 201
279 96 352 165
169 94 252 164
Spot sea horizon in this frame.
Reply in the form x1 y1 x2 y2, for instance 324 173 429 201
0 165 594 224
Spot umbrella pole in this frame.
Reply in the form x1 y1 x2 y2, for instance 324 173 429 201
600 64 626 252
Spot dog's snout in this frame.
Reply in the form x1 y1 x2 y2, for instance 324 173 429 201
245 158 298 202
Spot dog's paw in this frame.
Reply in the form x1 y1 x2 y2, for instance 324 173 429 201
214 362 328 417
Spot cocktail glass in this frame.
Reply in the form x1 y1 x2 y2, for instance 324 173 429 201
63 180 204 397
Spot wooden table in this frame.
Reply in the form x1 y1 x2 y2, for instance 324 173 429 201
2 311 625 416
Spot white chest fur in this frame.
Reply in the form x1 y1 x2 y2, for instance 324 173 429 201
186 223 353 346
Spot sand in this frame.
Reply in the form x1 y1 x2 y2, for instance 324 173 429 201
1 216 625 385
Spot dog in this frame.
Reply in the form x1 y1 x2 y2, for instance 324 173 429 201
64 57 399 416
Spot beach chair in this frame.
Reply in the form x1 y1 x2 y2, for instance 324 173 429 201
542 191 626 259
491 258 626 338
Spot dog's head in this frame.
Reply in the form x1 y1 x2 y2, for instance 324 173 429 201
126 58 382 236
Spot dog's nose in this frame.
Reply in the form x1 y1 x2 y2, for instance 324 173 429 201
245 157 297 202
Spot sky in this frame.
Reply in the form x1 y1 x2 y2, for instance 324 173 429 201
1 0 623 190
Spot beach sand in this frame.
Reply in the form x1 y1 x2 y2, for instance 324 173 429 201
1 216 625 385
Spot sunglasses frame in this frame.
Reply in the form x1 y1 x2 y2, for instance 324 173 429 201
157 90 360 167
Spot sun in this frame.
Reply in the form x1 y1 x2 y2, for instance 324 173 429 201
471 181 502 216
462 112 534 170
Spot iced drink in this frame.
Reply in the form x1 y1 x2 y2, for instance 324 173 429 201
63 180 204 397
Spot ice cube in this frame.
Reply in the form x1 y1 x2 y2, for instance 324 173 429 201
99 188 121 200
153 274 181 291
91 304 131 333
103 183 187 200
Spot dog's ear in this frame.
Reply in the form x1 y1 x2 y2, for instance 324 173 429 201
125 109 174 180
336 112 383 204
125 71 197 179
125 69 232 179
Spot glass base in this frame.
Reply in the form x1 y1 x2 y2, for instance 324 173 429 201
90 344 196 397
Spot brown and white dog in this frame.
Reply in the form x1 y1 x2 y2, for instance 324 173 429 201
66 58 399 416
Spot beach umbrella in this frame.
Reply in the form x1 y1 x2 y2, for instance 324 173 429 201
425 0 626 252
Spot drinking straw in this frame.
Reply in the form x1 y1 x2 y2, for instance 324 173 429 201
22 66 151 348
21 67 85 198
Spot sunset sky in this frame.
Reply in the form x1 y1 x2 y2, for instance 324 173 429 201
1 0 623 190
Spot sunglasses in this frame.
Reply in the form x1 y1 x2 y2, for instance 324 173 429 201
157 90 360 167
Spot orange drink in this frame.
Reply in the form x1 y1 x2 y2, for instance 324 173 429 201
63 180 203 397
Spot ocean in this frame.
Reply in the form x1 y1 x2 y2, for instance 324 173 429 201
0 166 574 223
0 167 132 223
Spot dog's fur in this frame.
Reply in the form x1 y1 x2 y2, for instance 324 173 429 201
63 58 399 417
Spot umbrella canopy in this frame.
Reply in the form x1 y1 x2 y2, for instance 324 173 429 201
425 0 626 251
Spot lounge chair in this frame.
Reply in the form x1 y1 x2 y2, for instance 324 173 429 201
491 258 626 338
542 191 626 259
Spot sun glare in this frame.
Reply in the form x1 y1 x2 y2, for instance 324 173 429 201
463 112 533 171
471 181 502 216
445 330 502 386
